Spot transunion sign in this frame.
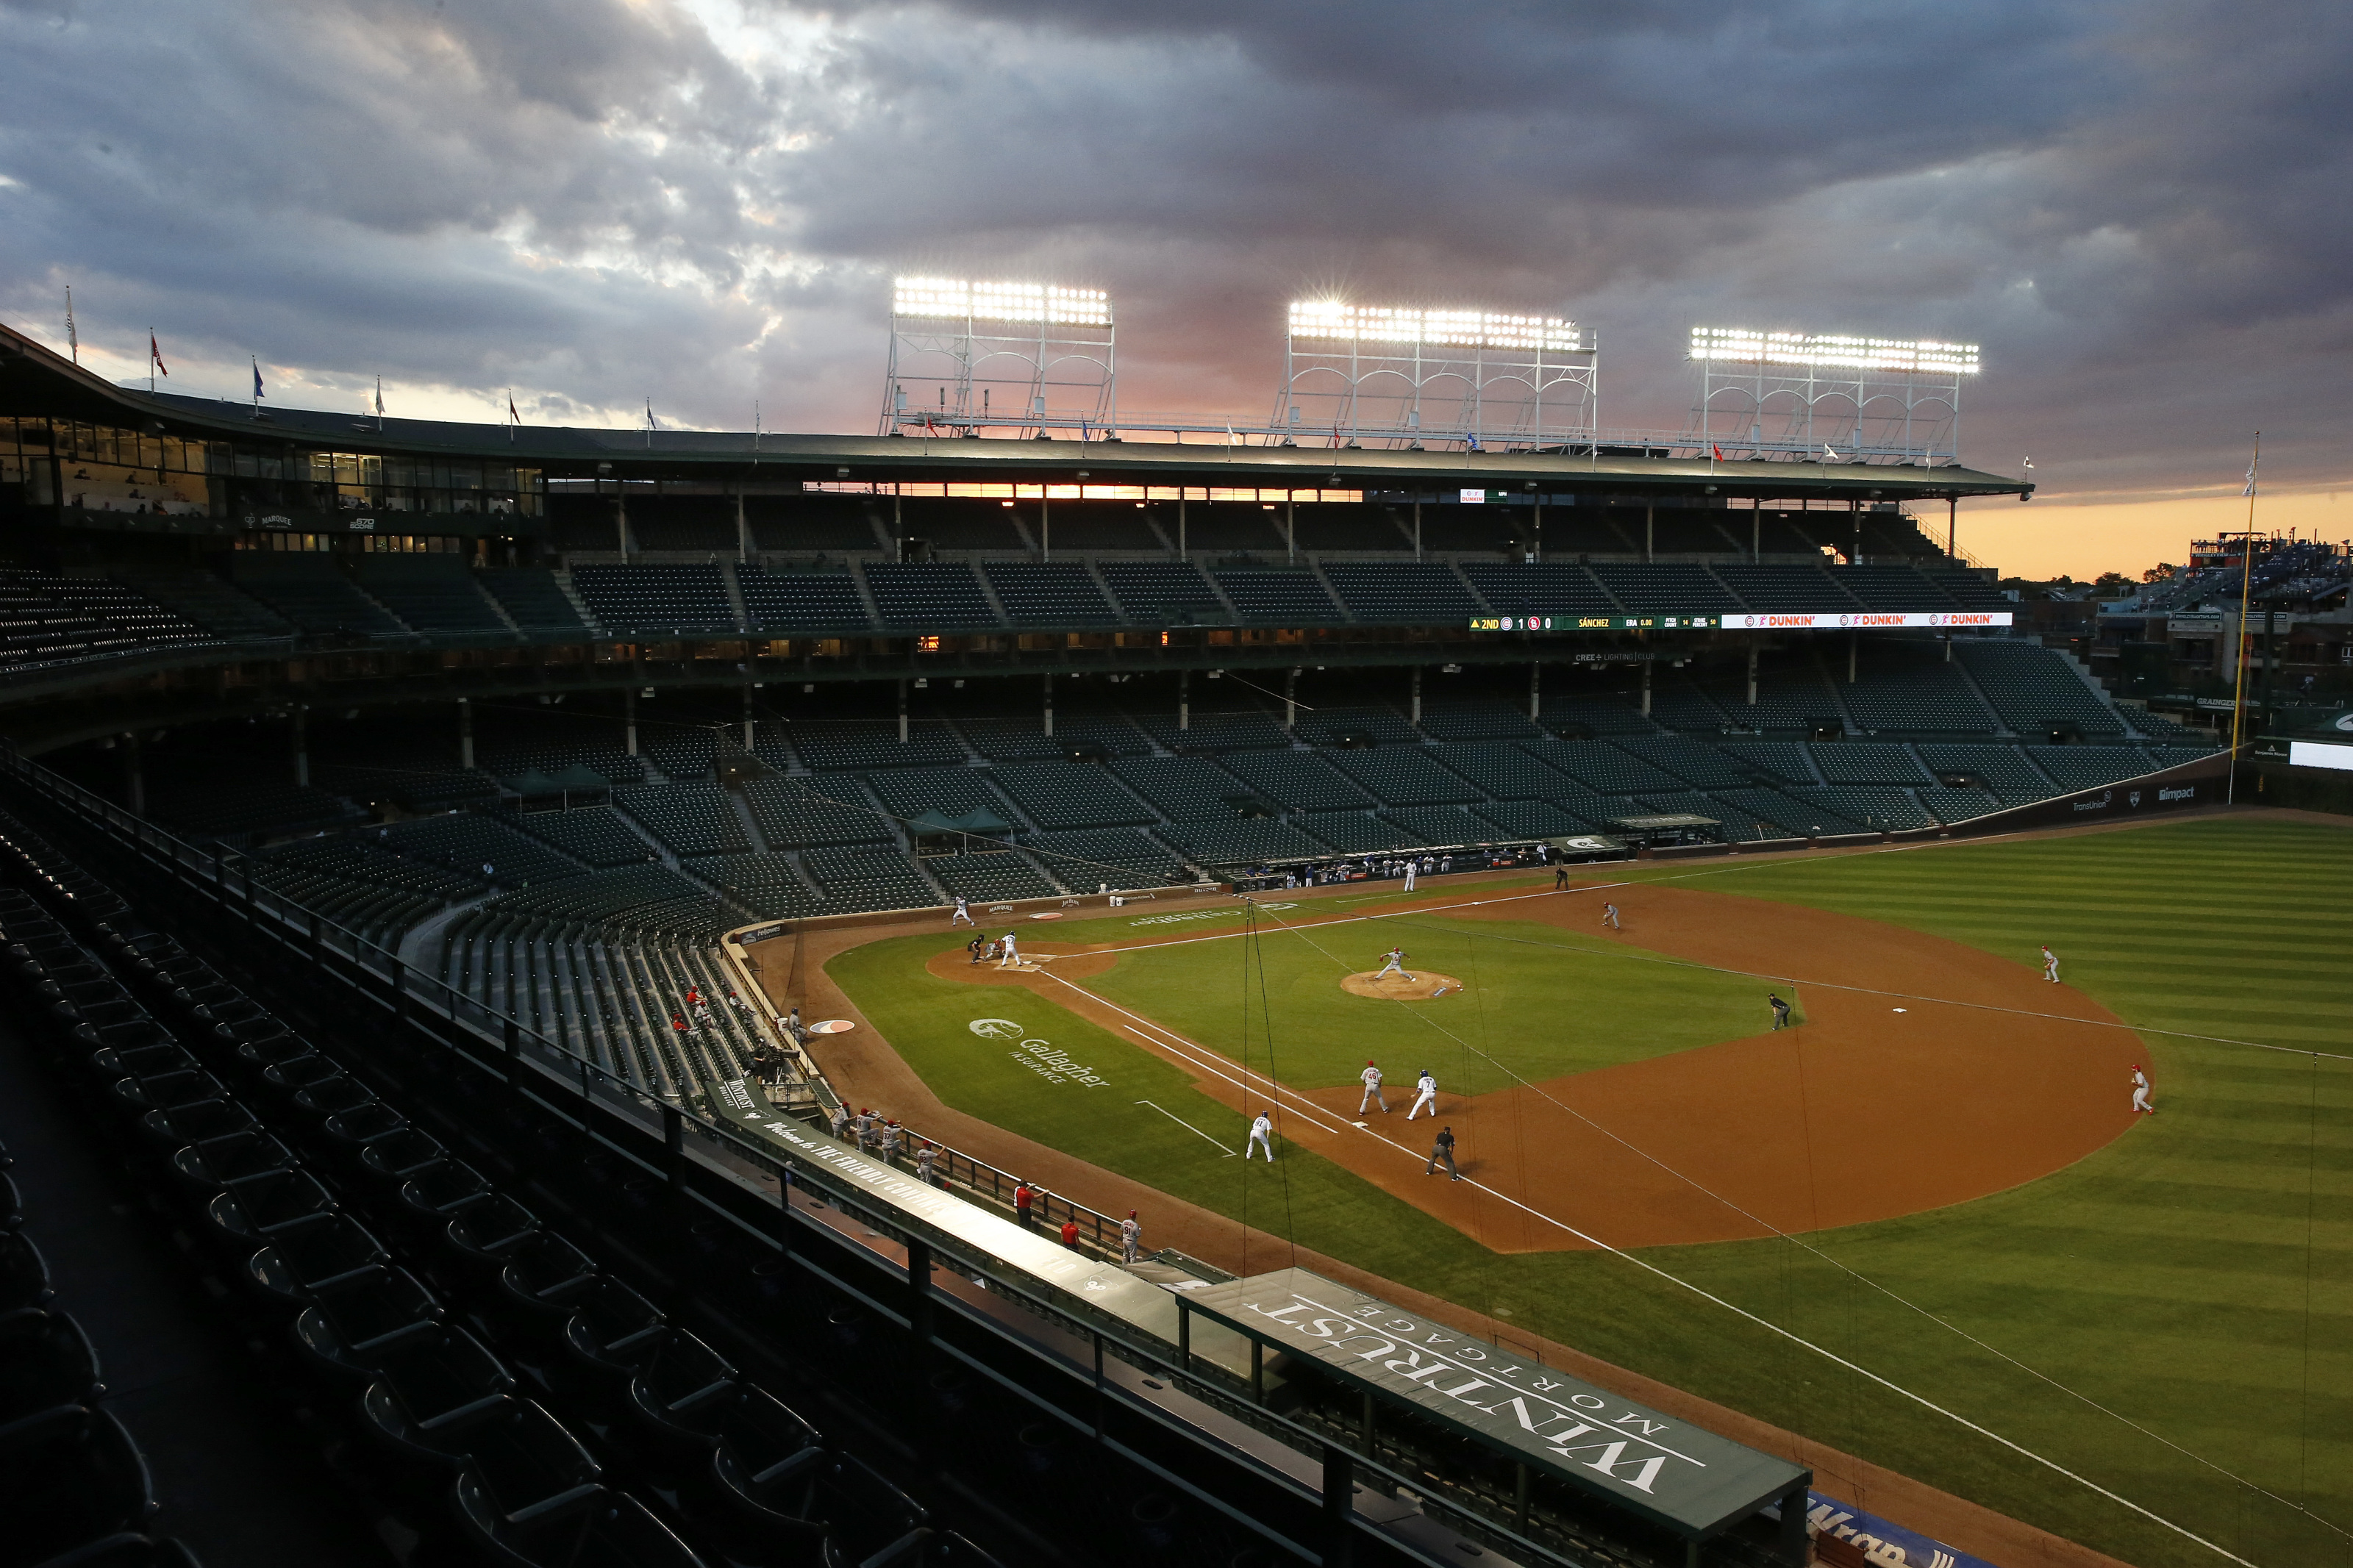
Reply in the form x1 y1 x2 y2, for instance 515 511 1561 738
1179 1268 1806 1539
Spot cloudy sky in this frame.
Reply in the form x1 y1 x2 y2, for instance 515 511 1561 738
2 0 2347 574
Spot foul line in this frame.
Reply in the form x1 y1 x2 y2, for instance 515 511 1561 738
1135 1099 1239 1156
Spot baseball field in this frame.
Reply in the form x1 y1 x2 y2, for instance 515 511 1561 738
814 814 2352 1568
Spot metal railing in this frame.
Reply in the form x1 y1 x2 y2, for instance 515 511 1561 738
0 745 1647 1568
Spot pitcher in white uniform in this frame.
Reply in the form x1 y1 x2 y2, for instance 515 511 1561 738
1375 947 1413 981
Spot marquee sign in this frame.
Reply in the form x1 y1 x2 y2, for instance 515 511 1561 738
1180 1267 1805 1538
1471 612 2013 632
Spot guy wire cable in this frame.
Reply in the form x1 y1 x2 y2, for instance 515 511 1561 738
1241 895 2352 1549
1246 897 1299 1265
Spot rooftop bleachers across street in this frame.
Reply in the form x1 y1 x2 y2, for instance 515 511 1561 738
1590 563 1745 615
1707 564 1859 611
378 812 587 886
1133 706 1292 753
1427 740 1574 798
1108 754 1249 819
928 852 1057 903
1295 704 1421 747
1098 562 1226 622
981 562 1118 624
788 719 967 770
1413 700 1543 742
1024 828 1191 886
1808 785 1935 831
1716 740 1816 783
692 852 824 917
1474 798 1606 837
1838 656 1996 734
736 568 871 634
742 776 893 847
350 556 508 634
1954 640 2127 736
1458 563 1618 615
860 562 999 630
1327 745 1485 806
2028 745 2162 791
1618 735 1751 788
1318 562 1481 623
1166 818 1335 864
801 845 939 911
863 765 1018 826
1209 570 1343 623
226 554 410 637
1522 740 1684 794
568 564 737 635
1810 741 1931 784
1916 742 2060 805
1382 803 1502 847
613 781 750 856
1219 749 1375 810
1827 565 1957 610
988 761 1156 830
478 568 592 634
1917 784 2003 823
1298 811 1420 853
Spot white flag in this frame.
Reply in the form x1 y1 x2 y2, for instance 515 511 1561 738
1824 444 1842 462
2022 456 2033 470
2241 461 2257 498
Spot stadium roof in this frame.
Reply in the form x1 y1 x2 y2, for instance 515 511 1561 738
1 318 2031 504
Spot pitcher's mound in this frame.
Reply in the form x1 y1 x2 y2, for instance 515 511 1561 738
1341 970 1463 1000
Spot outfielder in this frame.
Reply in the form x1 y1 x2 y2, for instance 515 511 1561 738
951 894 974 927
1246 1111 1276 1161
2130 1064 2154 1114
1358 1060 1389 1114
1375 946 1413 981
1602 902 1621 931
2042 945 2060 983
1407 1068 1438 1120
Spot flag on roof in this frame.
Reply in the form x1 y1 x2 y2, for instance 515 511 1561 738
1711 443 1724 461
508 391 521 424
251 358 264 399
2242 443 2260 498
149 333 167 376
1823 443 1841 462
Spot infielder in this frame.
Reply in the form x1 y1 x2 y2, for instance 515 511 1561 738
1407 1068 1438 1120
1374 946 1414 981
998 932 1021 969
2042 945 2060 983
951 894 974 927
1602 902 1621 931
2130 1064 2154 1114
1246 1111 1276 1161
1358 1060 1389 1114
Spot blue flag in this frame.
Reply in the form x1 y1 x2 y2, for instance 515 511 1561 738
251 358 264 400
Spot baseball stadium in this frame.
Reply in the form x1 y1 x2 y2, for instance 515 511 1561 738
0 303 2344 1568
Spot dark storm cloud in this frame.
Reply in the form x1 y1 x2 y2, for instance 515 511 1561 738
0 0 2344 490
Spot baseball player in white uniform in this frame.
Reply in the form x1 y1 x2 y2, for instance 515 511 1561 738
1246 1111 1276 1161
1357 1060 1389 1114
1602 903 1621 931
1375 947 1413 981
1402 860 1418 892
998 932 1021 969
2043 945 2060 983
951 894 974 926
2129 1064 2154 1114
1407 1069 1438 1120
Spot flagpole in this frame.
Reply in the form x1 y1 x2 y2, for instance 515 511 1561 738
150 328 157 395
65 287 76 365
2227 432 2260 805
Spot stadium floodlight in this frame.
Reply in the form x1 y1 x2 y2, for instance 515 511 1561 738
1290 301 1586 355
1690 327 1979 377
894 277 1112 328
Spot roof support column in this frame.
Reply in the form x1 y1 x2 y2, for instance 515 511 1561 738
1321 1443 1357 1568
1752 497 1761 563
736 487 751 565
1178 668 1189 731
1849 631 1860 684
1747 642 1759 708
1645 504 1654 562
1640 659 1652 719
1409 666 1421 726
291 704 309 787
1040 492 1050 562
1284 667 1297 732
1286 495 1296 564
899 679 910 744
458 697 474 770
1528 661 1540 722
1176 492 1187 559
1412 500 1422 562
624 688 639 756
1041 673 1053 738
1947 494 1957 561
743 684 757 752
616 490 631 560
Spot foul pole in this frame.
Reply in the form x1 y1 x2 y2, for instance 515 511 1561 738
2226 433 2260 804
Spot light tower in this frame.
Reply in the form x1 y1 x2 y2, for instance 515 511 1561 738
1687 328 1978 464
879 278 1115 439
1274 301 1598 451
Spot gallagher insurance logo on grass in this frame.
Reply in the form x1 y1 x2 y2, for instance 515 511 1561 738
970 1019 1110 1089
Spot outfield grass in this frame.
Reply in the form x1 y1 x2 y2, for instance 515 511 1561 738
832 819 2353 1568
1084 914 1775 1091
